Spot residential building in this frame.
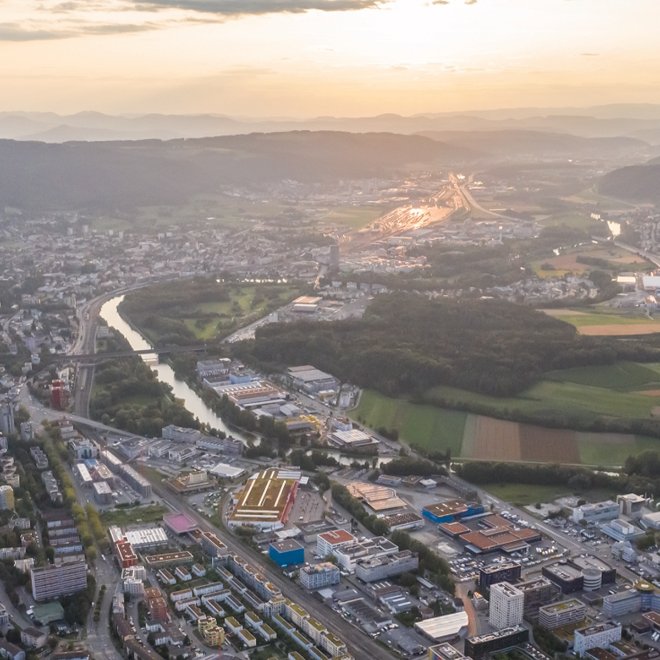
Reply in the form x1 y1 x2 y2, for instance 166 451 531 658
20 628 48 649
0 640 25 660
574 622 622 657
31 560 87 601
0 485 14 510
489 582 524 629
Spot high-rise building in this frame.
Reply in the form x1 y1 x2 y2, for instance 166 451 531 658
0 485 14 510
30 561 87 601
0 400 14 436
489 582 524 629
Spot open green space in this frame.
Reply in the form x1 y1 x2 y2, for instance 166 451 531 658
480 483 575 506
536 211 594 229
121 280 300 345
425 360 660 422
352 389 466 454
546 310 658 327
577 433 660 466
545 361 660 390
319 205 383 229
100 504 166 527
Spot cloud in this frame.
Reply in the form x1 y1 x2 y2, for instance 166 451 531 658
132 0 382 14
581 52 600 57
4 0 386 41
0 22 72 40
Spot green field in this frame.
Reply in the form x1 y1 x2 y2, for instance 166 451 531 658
352 390 466 454
548 310 658 327
319 205 383 229
352 357 660 466
546 361 660 390
480 483 574 506
124 282 300 345
537 211 594 229
425 361 660 422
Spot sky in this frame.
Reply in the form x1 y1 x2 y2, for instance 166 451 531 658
1 0 660 117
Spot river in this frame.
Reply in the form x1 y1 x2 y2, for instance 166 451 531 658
99 295 246 441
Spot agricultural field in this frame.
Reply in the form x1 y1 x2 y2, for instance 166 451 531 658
532 244 650 279
352 390 466 456
542 308 660 336
352 359 660 466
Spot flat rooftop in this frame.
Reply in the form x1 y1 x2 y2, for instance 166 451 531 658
163 512 197 535
539 599 585 614
424 500 469 517
318 529 355 545
230 468 298 525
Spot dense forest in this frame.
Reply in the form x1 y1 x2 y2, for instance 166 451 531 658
238 293 660 397
0 132 471 211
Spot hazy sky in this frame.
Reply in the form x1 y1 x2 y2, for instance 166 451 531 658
2 0 660 116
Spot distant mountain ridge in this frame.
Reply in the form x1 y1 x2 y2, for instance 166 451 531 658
0 131 473 211
5 104 660 142
418 129 649 159
599 159 660 202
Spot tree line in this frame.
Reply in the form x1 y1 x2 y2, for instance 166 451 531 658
237 292 660 397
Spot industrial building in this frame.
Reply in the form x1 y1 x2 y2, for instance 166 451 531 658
333 536 398 572
478 561 522 591
538 599 586 630
346 482 405 513
355 550 419 583
600 519 645 542
618 493 648 517
286 365 339 394
489 582 524 630
464 626 529 660
328 429 379 451
572 500 619 524
422 500 484 524
414 612 469 642
229 467 299 531
268 539 305 567
440 513 541 555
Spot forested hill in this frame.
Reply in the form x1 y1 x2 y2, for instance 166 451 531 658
0 131 472 211
238 294 660 397
599 158 660 202
419 129 648 159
